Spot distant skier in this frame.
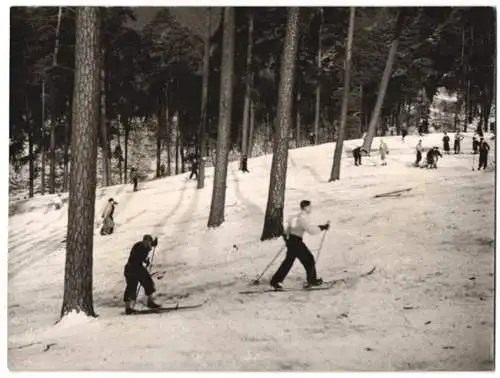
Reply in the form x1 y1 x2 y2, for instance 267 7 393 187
123 234 160 314
352 146 367 166
478 137 490 171
415 140 423 167
270 200 329 291
379 139 388 166
472 134 479 154
52 193 63 210
454 131 464 154
401 127 408 142
189 156 199 180
442 132 450 154
425 147 442 169
100 198 118 235
130 167 139 192
160 163 166 177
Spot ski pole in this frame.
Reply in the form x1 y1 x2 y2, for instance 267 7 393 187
250 245 286 285
316 220 330 262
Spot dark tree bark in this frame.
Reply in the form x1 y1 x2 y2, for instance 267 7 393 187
362 9 405 152
63 97 72 192
197 8 210 189
261 7 300 241
41 80 46 195
313 8 323 145
60 7 100 319
330 7 355 182
26 98 34 198
248 97 255 158
207 7 235 228
99 43 111 186
156 85 164 178
240 11 254 172
123 115 130 184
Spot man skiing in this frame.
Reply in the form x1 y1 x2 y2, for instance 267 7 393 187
442 132 450 154
123 234 160 314
189 156 199 180
270 200 330 291
415 140 423 167
100 198 118 235
478 137 490 171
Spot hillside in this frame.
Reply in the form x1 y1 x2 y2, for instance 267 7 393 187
8 133 495 371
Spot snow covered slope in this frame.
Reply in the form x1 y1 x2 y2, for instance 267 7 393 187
8 133 495 371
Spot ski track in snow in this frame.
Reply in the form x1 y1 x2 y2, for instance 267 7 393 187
8 133 495 371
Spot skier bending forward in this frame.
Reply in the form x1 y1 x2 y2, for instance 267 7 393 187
123 234 160 314
270 200 330 290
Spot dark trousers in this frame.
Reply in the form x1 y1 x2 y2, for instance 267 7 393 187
454 140 460 154
133 178 138 191
189 169 198 179
478 153 488 170
353 152 362 166
271 235 318 285
416 151 422 166
123 264 155 302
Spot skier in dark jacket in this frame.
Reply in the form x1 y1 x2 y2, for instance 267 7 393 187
130 168 139 192
442 132 450 154
472 134 479 154
478 138 490 171
270 200 329 291
123 234 160 314
425 147 443 169
352 147 367 166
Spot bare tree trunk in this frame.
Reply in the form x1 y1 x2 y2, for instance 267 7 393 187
208 6 235 228
156 86 164 178
261 7 300 241
26 99 34 198
330 7 355 182
175 113 179 175
197 9 210 189
248 97 256 158
359 84 364 135
99 45 111 187
61 7 100 319
296 90 301 148
313 8 323 145
63 98 71 192
167 114 172 177
116 122 122 184
124 116 129 184
240 11 254 172
41 79 46 195
362 10 405 152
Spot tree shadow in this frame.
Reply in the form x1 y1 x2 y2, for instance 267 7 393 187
230 168 264 217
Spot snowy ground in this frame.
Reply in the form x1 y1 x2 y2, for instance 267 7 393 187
7 133 495 371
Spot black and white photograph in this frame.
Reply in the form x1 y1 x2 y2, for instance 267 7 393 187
7 4 496 372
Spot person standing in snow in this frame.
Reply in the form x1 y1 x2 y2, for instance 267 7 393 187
478 137 490 171
454 131 464 154
130 167 139 191
100 198 118 235
415 140 423 167
442 132 450 154
401 127 408 142
270 200 329 290
472 134 479 154
189 156 199 179
425 147 442 169
123 234 160 314
379 139 388 166
352 146 367 166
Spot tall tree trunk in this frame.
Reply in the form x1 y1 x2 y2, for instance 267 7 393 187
124 116 129 184
295 90 301 148
116 121 122 184
166 114 172 177
313 8 323 145
99 45 111 187
61 7 100 319
261 7 300 241
330 7 355 182
240 11 254 172
156 86 164 178
26 99 34 198
208 6 235 228
197 8 211 189
49 7 63 195
359 84 364 135
175 113 179 175
41 79 46 195
248 97 255 158
362 10 405 153
63 98 71 192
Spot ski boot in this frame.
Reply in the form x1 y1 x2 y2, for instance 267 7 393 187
270 281 284 291
303 278 323 289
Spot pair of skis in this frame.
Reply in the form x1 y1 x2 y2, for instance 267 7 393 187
239 266 376 295
123 298 209 316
